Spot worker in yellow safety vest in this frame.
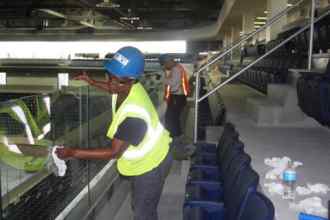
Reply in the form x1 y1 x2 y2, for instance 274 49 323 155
159 54 190 139
56 46 173 220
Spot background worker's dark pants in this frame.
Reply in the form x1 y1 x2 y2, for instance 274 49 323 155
130 151 173 220
165 95 187 137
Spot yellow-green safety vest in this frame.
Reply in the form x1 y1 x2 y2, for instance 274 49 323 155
107 83 172 176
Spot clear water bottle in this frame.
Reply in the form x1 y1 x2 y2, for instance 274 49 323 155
282 161 296 200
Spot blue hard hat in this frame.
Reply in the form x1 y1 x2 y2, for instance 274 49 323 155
159 54 173 65
104 46 145 79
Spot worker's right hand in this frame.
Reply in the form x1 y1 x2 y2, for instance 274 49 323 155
73 72 91 83
55 147 75 159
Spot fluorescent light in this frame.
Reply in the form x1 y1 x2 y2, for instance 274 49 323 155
0 72 6 85
120 17 140 21
199 51 219 55
287 3 293 6
264 10 269 14
137 27 153 30
0 41 187 58
256 17 267 20
255 25 261 29
254 21 266 25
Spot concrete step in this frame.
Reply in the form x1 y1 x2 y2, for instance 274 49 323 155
246 97 283 126
206 126 224 144
246 95 321 128
267 84 292 105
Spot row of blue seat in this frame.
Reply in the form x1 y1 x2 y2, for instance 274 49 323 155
237 10 330 94
297 75 330 126
276 9 330 55
183 123 275 220
238 54 306 93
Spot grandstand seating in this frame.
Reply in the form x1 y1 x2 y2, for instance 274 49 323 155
235 11 330 94
297 60 330 126
183 123 275 220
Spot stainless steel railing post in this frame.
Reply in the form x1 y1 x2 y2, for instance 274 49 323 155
193 70 201 143
308 0 316 70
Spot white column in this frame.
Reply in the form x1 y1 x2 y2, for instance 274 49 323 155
242 11 256 35
266 0 287 41
58 73 69 90
0 72 7 85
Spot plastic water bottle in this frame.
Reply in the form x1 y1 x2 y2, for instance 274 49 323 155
282 161 296 200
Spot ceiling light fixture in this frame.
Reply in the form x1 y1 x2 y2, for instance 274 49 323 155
264 10 269 14
256 17 267 20
120 17 140 21
96 0 120 8
137 27 153 30
254 21 266 25
287 3 293 6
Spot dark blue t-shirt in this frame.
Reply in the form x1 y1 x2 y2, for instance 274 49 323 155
114 117 147 146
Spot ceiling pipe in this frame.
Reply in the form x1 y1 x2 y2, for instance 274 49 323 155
78 0 136 29
0 0 232 41
36 8 124 30
37 9 98 29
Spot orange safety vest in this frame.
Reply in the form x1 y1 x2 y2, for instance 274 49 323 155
164 64 190 101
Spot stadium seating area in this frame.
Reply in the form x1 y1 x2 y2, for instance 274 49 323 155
237 10 330 94
183 123 275 220
297 61 330 126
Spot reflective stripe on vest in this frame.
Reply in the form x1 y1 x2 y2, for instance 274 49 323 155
112 103 165 160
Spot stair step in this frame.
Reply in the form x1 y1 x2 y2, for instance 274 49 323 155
246 97 283 126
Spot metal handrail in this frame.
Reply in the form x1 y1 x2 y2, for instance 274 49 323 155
193 0 307 143
308 0 316 70
193 0 329 143
199 9 330 102
194 0 304 76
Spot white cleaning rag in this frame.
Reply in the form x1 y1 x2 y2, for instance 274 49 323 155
51 146 67 177
264 182 284 196
296 183 330 196
307 183 330 194
296 186 313 196
289 197 328 218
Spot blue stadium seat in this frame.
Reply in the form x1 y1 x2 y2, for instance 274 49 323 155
184 164 258 220
297 77 305 109
224 166 259 220
239 192 275 220
183 202 225 220
187 151 251 186
320 81 330 125
190 135 240 171
193 122 236 155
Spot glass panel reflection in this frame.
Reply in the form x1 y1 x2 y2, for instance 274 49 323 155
0 86 112 219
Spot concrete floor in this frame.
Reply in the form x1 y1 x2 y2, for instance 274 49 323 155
104 160 190 220
220 84 330 220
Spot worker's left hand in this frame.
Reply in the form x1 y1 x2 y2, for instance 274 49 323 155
55 147 75 159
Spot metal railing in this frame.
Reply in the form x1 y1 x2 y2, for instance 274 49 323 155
193 0 329 143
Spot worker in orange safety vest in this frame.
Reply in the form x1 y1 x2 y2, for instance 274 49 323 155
159 54 190 140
